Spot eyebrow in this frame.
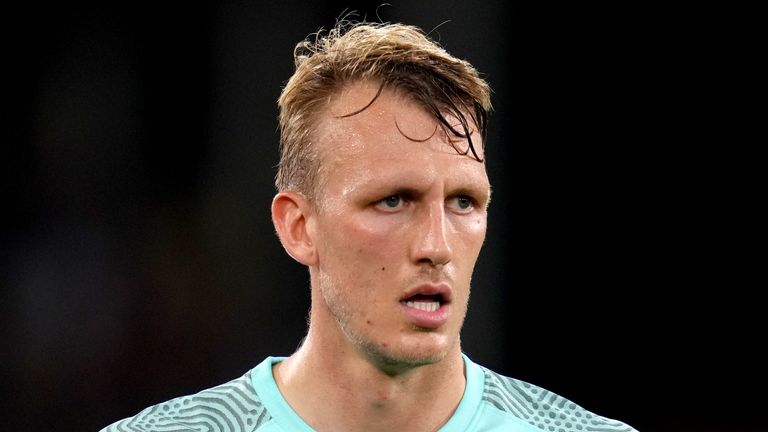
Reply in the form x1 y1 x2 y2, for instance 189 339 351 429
378 186 423 200
369 181 491 206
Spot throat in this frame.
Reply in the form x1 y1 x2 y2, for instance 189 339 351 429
278 338 466 432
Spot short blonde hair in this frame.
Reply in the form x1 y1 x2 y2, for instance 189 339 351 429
276 21 491 198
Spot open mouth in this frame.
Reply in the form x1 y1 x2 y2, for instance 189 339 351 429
401 293 445 312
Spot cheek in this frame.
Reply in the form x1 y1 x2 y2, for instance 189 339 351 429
322 215 401 272
452 214 487 253
470 214 488 238
320 221 400 312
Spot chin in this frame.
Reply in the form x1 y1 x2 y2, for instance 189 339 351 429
359 335 454 375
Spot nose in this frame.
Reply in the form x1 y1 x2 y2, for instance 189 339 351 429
411 202 452 266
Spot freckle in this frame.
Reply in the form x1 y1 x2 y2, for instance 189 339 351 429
366 320 372 325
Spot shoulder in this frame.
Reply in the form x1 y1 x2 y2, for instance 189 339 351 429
101 368 272 432
478 365 639 432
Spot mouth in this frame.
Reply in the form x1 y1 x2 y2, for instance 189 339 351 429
401 293 446 312
399 284 452 328
400 283 452 304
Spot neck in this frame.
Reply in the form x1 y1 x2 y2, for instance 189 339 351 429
274 312 466 432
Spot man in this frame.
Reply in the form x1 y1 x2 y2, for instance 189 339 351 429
103 21 637 432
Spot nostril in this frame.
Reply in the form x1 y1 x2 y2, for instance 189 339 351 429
417 256 450 266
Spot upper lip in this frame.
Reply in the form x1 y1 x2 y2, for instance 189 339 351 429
400 283 453 304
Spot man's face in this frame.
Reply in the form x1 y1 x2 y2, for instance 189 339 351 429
308 81 490 369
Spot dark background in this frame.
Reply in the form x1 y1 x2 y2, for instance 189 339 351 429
1 1 760 431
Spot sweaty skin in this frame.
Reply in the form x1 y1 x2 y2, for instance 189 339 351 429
271 80 490 432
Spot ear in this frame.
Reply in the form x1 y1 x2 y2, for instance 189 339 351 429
271 191 318 266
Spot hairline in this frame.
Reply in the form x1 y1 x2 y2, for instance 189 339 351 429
298 78 487 212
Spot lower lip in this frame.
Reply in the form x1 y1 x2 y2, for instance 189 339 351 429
400 302 450 329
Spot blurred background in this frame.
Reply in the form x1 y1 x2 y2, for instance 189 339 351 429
1 1 759 431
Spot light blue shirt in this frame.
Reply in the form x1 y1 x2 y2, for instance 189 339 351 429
102 355 637 431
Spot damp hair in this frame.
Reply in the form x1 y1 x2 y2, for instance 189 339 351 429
276 20 492 199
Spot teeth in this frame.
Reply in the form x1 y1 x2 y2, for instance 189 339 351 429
404 301 440 312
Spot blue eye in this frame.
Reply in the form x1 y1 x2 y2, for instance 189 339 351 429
375 195 406 212
447 195 474 212
382 195 401 208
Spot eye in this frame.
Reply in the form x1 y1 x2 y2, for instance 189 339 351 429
375 195 405 211
447 195 474 213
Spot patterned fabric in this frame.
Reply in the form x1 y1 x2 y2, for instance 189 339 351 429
101 356 637 432
480 367 636 432
102 369 271 432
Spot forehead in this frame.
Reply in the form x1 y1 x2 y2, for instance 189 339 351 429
306 81 490 208
314 80 485 167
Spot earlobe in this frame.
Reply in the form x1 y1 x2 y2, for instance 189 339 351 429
271 192 318 266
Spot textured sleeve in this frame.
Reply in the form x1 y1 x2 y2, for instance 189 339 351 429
100 370 272 432
481 366 638 432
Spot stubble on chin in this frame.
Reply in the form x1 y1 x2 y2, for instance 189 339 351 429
316 271 451 375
